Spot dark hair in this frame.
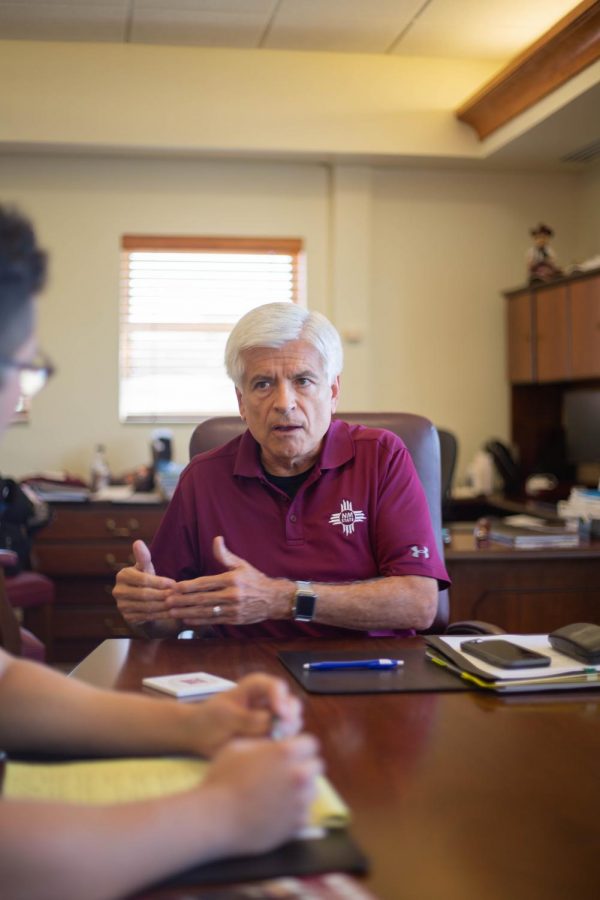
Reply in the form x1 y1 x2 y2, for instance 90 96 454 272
0 205 47 360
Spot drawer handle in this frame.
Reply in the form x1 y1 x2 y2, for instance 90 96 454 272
105 553 134 572
105 517 140 537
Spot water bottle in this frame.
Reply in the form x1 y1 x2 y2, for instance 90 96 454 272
90 444 110 492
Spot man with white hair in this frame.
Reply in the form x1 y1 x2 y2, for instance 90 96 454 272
115 302 449 638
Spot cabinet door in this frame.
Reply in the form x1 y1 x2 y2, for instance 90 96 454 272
506 291 534 383
535 284 570 382
570 276 600 378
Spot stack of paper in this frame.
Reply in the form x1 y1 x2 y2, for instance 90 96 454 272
488 515 580 549
558 487 600 527
425 634 600 693
24 478 90 503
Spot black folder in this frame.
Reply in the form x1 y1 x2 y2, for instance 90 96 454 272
279 646 472 694
155 830 368 889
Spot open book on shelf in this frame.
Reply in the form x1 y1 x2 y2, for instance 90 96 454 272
425 634 600 693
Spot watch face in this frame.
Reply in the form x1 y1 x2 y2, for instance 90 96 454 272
294 590 316 621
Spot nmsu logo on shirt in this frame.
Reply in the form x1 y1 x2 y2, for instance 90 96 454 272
329 499 367 536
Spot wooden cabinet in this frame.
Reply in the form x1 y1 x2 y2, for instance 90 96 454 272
505 268 600 480
570 275 600 378
535 282 570 382
505 268 600 385
33 502 166 663
506 289 534 383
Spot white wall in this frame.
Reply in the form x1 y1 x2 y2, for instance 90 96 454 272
0 154 330 478
0 41 495 161
0 153 585 484
370 167 581 477
578 160 600 259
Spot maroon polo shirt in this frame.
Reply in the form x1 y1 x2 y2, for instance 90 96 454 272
150 419 450 639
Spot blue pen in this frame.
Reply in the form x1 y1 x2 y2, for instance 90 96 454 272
303 658 403 671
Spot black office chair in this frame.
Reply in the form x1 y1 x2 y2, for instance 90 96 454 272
437 428 458 520
189 412 500 636
0 549 50 661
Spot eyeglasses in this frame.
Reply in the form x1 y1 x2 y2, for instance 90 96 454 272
0 351 55 399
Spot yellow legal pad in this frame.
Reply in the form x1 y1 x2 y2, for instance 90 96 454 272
4 757 349 830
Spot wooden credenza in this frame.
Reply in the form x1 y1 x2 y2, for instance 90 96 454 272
32 501 166 663
446 526 600 632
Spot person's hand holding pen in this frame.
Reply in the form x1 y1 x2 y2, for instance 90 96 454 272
183 673 303 757
200 734 323 856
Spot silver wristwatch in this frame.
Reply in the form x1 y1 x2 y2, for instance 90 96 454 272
292 581 318 622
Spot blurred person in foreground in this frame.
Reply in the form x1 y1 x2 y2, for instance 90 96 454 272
0 204 321 900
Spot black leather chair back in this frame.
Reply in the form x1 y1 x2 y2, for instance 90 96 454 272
189 412 449 632
437 428 458 521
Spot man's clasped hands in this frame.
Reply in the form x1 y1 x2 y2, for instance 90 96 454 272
115 536 292 629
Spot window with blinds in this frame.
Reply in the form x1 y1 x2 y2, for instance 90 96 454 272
120 236 304 422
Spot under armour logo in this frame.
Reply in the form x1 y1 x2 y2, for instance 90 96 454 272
410 545 430 558
329 499 367 536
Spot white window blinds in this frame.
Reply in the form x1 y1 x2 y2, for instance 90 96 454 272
120 236 303 422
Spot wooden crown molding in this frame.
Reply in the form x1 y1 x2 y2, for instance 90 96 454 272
456 0 600 139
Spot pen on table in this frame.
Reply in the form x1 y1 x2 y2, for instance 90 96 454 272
303 658 404 672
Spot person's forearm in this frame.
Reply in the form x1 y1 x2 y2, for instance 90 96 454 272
0 656 202 756
274 575 438 631
315 576 437 630
0 787 241 900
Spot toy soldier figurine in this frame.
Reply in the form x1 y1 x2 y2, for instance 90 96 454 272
527 223 563 283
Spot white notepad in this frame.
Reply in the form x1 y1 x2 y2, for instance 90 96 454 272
142 671 236 698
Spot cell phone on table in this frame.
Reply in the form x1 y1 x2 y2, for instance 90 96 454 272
460 639 550 669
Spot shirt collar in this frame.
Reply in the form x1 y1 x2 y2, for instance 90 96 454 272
233 418 355 479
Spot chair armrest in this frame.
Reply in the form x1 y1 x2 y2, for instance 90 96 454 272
0 549 19 572
445 620 506 636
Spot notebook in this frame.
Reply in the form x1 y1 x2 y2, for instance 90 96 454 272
4 755 367 886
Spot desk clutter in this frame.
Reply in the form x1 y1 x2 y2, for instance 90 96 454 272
482 514 582 549
280 627 600 696
558 487 600 537
426 627 600 693
21 429 185 505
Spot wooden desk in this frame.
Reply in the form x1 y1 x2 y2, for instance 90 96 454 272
32 501 166 662
72 636 600 900
446 526 600 632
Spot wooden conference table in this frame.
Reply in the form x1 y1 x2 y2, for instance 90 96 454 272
71 636 600 900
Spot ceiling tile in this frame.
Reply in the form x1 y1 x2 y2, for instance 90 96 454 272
263 0 424 54
130 9 269 48
0 2 128 42
134 1 274 10
391 0 582 59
